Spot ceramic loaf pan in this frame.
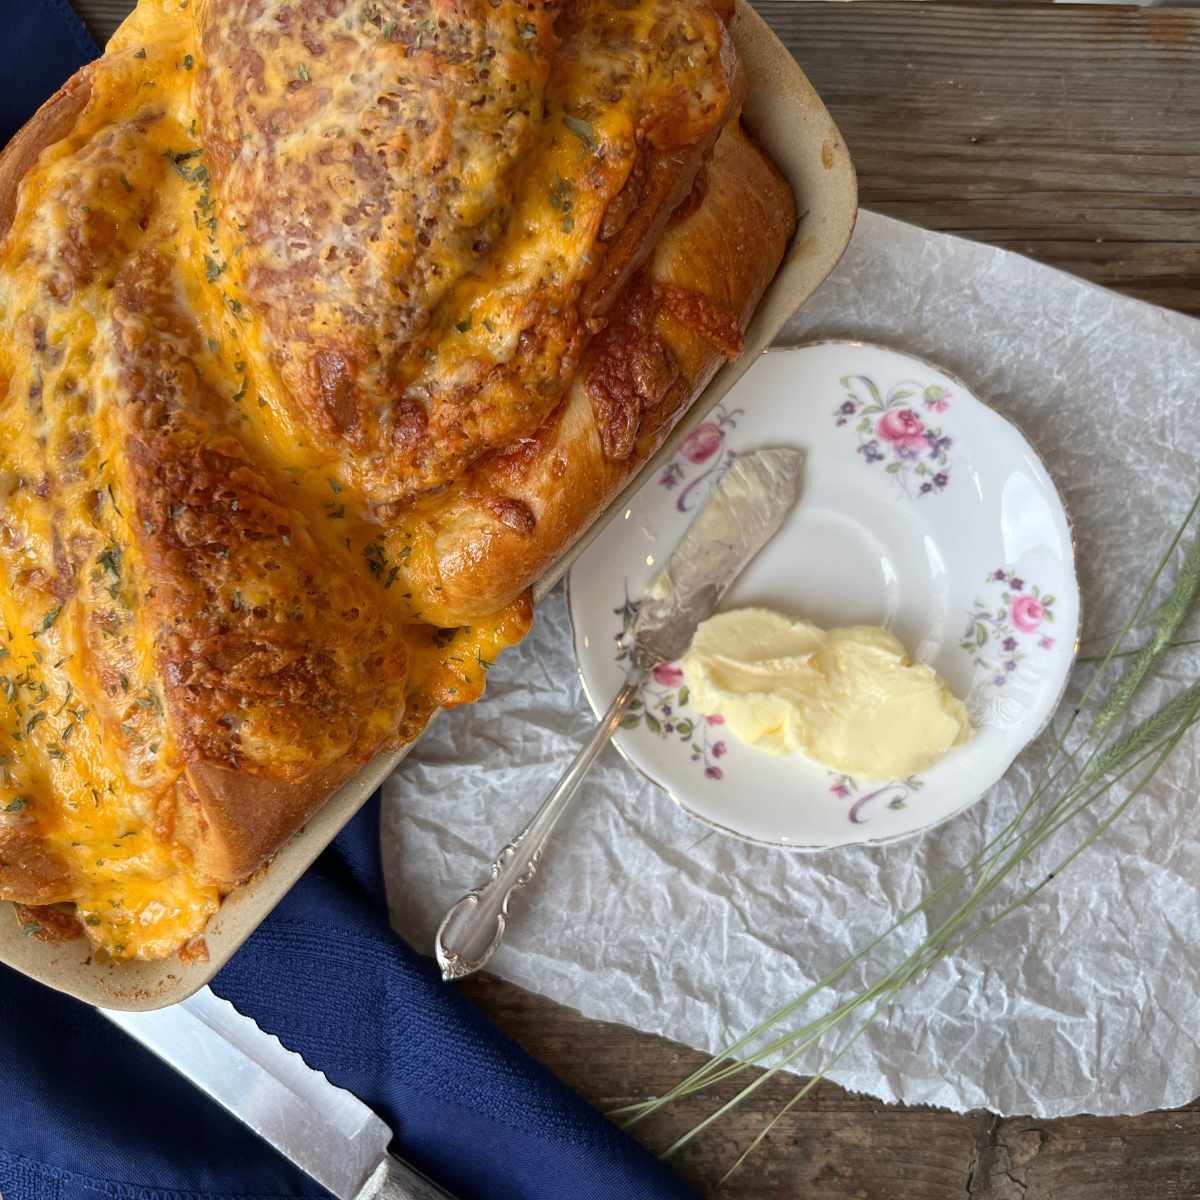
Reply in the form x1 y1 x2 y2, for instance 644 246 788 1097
0 0 857 1008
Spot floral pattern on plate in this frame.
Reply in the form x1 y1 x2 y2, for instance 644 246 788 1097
658 405 742 512
829 773 926 825
569 342 1079 850
835 375 953 497
613 587 728 778
961 567 1057 689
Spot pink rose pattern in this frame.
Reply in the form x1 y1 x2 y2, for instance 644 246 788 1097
834 376 953 497
633 382 1055 800
658 405 742 513
876 408 930 455
960 567 1057 688
1010 595 1045 633
652 662 684 688
680 422 723 465
614 585 728 779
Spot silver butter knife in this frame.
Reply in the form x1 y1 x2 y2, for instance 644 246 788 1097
101 987 455 1200
436 446 805 982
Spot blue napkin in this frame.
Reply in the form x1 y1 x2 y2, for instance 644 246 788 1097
2 796 695 1200
0 0 97 144
0 14 695 1199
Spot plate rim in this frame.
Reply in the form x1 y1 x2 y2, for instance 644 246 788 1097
566 337 1083 852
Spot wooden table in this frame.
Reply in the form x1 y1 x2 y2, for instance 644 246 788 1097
68 1 1200 1195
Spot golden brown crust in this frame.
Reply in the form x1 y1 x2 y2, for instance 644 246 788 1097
0 66 93 244
0 71 96 912
194 0 737 507
0 0 798 959
0 59 402 903
111 248 410 783
0 827 74 906
14 902 83 942
424 121 796 622
182 759 357 885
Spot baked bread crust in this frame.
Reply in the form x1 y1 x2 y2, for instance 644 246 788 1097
424 121 795 621
0 0 796 955
0 68 93 245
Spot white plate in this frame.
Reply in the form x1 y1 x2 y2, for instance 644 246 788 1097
567 341 1080 849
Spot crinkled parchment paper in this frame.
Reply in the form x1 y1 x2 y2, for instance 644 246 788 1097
382 211 1200 1118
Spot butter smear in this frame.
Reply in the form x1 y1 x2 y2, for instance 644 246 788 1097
680 608 971 777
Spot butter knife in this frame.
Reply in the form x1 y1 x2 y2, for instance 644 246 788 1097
436 447 805 982
101 987 454 1200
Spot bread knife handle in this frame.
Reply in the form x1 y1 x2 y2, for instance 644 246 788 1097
435 671 644 981
360 1155 459 1200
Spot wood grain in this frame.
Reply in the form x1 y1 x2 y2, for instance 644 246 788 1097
53 0 1200 1194
757 0 1200 313
462 974 1200 1199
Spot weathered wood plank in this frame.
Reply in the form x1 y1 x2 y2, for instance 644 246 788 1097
758 1 1200 313
970 1112 1200 1199
463 973 1200 1200
461 973 983 1200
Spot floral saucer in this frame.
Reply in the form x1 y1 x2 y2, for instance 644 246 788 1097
566 341 1080 849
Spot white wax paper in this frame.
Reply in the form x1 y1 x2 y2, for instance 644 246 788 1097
381 211 1200 1118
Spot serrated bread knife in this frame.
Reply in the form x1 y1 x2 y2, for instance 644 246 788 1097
101 987 455 1200
436 446 805 982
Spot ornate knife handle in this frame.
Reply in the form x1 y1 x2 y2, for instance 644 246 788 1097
436 673 643 982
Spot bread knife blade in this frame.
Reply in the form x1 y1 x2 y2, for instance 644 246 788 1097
100 986 454 1200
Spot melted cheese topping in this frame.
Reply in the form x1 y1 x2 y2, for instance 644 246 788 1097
0 0 731 959
192 0 730 503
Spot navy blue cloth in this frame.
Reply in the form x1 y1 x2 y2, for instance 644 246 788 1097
0 0 97 145
2 796 695 1200
0 16 694 1199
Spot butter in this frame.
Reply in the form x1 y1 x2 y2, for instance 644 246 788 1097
680 608 971 777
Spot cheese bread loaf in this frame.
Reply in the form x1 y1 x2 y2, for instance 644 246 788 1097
0 0 794 959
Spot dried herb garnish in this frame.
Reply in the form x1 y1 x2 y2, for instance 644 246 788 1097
563 113 596 151
364 540 388 580
34 606 61 637
98 544 121 582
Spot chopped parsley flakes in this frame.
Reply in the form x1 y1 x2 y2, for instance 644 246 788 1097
563 113 596 151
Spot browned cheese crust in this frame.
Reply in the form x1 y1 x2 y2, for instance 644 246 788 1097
0 0 796 958
419 122 796 621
